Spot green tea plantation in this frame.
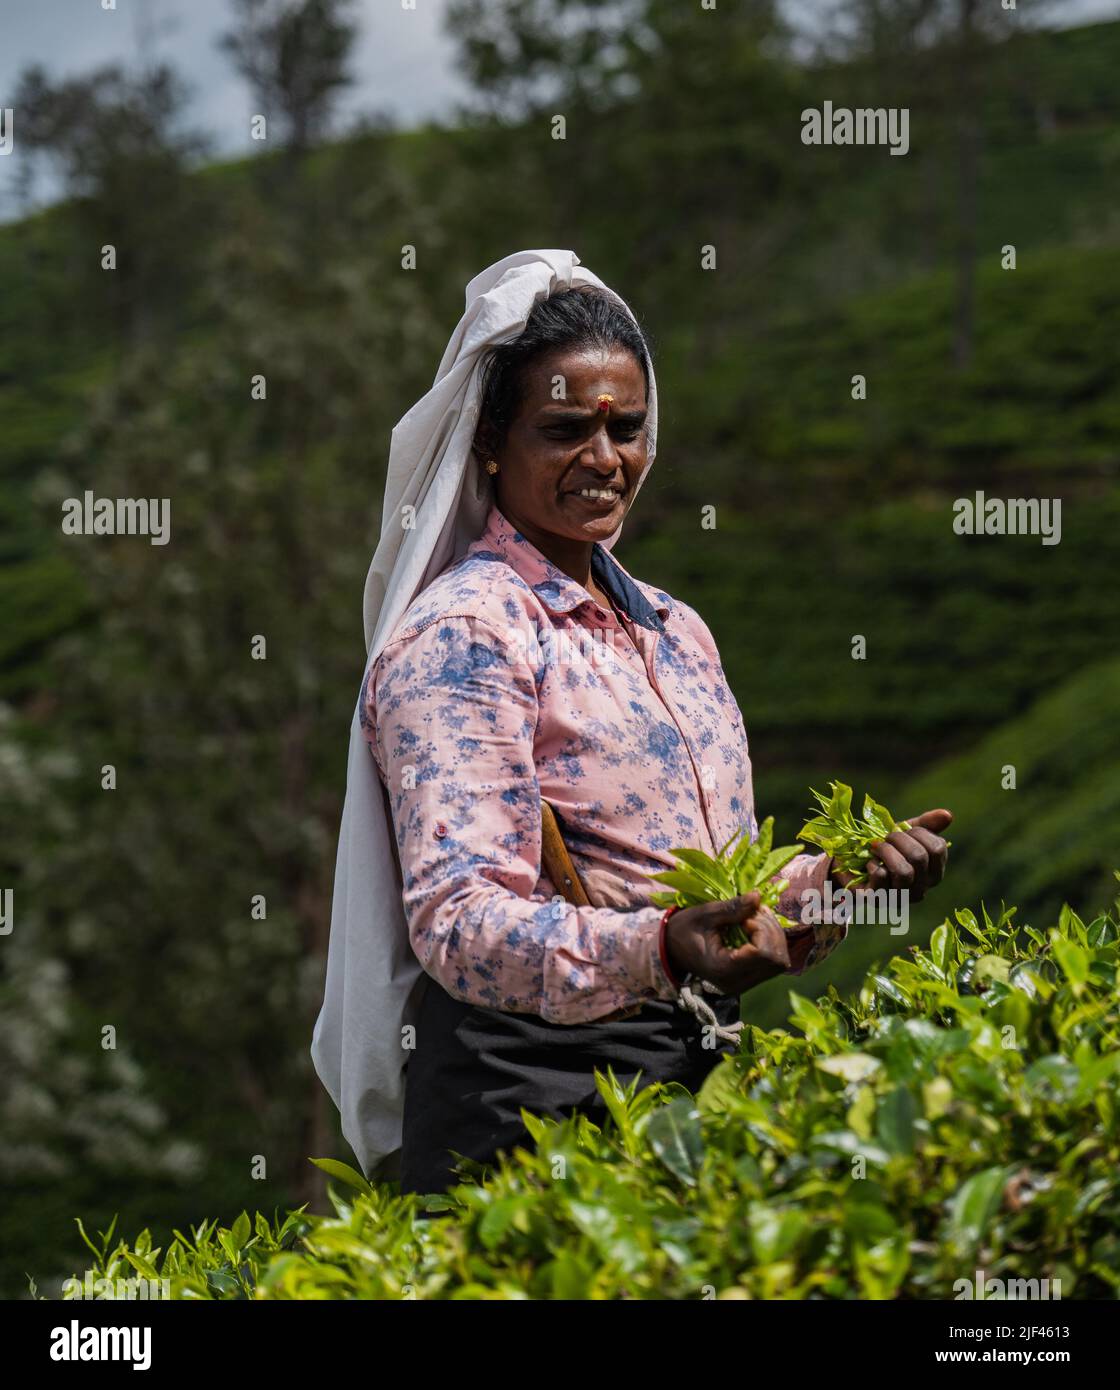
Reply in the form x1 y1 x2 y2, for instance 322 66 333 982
63 883 1120 1300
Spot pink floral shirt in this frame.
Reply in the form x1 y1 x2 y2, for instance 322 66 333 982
363 502 837 1025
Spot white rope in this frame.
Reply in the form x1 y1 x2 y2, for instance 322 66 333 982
676 979 745 1046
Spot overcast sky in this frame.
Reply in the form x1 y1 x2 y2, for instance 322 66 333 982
0 0 472 215
2 0 1116 215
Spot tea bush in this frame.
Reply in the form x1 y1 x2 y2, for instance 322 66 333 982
66 885 1120 1300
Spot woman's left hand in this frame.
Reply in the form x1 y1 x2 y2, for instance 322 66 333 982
830 807 953 903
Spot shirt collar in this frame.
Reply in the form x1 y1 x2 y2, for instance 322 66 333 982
466 502 671 631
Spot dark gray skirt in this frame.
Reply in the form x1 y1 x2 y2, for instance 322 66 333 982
399 978 740 1194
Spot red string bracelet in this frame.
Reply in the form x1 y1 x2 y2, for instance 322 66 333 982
658 905 685 990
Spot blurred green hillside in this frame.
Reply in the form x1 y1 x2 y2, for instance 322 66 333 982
0 8 1117 1297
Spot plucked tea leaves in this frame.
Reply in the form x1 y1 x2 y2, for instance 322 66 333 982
648 816 803 945
797 781 934 885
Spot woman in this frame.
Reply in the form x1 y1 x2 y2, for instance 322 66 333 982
311 250 951 1194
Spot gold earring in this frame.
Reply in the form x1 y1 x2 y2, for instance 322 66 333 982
486 459 499 475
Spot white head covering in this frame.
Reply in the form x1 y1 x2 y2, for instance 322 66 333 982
311 249 659 1177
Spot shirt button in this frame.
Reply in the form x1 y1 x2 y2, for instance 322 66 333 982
434 821 448 839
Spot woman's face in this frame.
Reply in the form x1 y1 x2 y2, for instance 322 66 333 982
482 346 650 549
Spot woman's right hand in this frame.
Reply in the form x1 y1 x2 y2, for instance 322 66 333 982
664 892 791 994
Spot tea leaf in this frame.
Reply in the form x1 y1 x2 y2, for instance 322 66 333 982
647 1098 705 1186
876 1087 917 1157
799 781 921 883
945 1166 1008 1256
309 1158 374 1197
646 814 804 941
816 1053 881 1083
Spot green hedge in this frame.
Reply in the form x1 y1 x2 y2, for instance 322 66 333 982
62 882 1120 1300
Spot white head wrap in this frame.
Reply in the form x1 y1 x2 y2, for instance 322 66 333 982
311 249 659 1177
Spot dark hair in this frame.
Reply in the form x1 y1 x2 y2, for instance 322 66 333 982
475 283 653 457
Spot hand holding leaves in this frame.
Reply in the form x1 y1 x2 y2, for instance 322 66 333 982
646 783 954 983
798 781 952 901
648 816 804 946
662 892 794 994
797 782 911 885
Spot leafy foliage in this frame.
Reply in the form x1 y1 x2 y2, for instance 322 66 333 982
797 781 916 885
648 816 803 944
65 885 1120 1299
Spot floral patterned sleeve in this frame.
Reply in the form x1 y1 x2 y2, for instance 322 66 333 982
364 612 681 1024
777 852 840 975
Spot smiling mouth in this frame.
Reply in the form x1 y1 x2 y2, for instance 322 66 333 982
568 486 624 505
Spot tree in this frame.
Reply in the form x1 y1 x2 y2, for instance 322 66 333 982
811 0 1069 368
220 0 359 155
443 0 816 319
10 63 210 345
